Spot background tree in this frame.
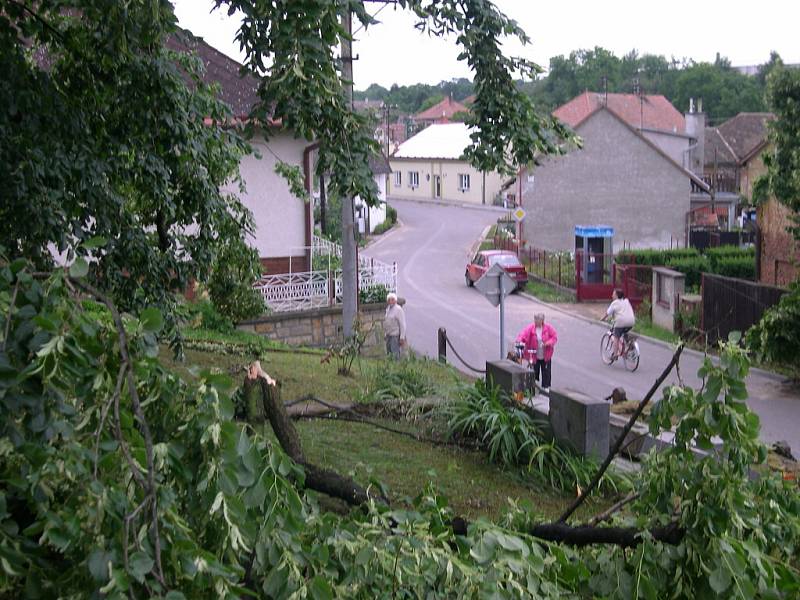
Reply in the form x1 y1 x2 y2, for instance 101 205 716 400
748 66 800 374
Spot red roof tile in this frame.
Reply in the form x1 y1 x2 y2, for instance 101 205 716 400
415 96 468 121
553 91 685 134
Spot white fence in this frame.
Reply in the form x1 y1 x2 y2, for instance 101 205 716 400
254 236 397 313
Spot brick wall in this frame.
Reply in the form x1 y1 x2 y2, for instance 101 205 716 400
758 198 799 287
238 302 386 349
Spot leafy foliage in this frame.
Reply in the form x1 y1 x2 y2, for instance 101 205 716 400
207 240 265 324
754 65 800 239
0 2 253 340
447 381 629 495
747 282 800 375
362 358 435 402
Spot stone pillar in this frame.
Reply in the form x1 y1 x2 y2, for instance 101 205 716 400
485 360 528 398
549 389 609 459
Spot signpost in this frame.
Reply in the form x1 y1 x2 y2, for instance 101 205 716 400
474 263 517 359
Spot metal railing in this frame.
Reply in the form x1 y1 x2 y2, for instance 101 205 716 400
254 236 398 313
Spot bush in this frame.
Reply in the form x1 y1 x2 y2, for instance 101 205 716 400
616 247 699 265
386 203 397 224
712 255 756 279
208 241 265 323
372 219 394 235
364 359 434 402
360 283 389 304
665 255 709 289
187 298 234 333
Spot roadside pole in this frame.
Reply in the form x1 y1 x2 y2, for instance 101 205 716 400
499 275 505 359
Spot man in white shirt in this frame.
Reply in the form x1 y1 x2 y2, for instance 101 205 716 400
384 293 406 360
602 289 635 361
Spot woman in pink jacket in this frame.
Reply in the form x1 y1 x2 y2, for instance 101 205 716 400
514 313 558 393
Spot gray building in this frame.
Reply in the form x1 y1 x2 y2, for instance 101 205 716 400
522 96 708 251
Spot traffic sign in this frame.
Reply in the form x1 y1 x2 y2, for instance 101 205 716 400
474 263 517 307
512 207 526 222
474 263 517 359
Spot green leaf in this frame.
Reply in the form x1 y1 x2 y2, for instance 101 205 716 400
140 307 163 333
83 236 108 249
354 546 374 566
709 565 731 594
69 258 89 279
129 551 154 583
309 575 333 600
88 549 110 581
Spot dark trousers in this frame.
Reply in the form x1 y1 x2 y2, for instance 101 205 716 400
534 359 552 389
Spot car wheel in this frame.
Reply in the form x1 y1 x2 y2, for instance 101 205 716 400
465 271 473 287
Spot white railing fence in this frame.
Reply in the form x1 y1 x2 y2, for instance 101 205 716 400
254 235 397 313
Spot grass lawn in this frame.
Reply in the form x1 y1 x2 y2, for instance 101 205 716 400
633 318 680 345
295 418 610 522
165 335 615 523
524 280 576 303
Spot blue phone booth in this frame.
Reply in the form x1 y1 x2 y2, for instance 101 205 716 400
575 225 614 284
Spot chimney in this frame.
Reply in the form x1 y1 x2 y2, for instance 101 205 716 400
684 98 706 174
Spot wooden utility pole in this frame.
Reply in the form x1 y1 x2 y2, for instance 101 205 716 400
340 9 357 337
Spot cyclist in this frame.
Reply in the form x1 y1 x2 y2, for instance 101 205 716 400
602 289 635 361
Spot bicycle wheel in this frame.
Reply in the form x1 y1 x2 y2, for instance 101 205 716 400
600 333 615 365
624 341 640 372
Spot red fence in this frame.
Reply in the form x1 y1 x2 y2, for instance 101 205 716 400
495 237 574 288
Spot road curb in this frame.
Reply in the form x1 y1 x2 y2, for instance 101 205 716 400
362 218 404 251
517 291 790 384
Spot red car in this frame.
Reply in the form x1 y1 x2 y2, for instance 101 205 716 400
465 250 529 290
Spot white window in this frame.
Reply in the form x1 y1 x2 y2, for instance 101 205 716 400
394 171 402 187
409 171 419 188
458 173 471 191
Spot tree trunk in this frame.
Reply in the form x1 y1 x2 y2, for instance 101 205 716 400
340 8 357 338
245 362 372 506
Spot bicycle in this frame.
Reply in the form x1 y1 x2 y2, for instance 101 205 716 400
600 325 640 372
513 342 543 398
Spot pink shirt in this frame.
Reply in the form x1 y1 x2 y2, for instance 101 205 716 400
515 322 558 362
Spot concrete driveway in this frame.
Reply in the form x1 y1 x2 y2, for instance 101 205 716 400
363 198 800 452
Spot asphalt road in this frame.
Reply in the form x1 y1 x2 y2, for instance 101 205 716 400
364 198 800 452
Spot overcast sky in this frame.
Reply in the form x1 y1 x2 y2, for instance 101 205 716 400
172 1 800 90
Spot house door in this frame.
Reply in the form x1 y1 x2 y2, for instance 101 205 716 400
433 175 441 198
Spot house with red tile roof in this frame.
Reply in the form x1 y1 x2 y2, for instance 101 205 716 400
413 95 469 127
519 92 710 251
168 31 316 274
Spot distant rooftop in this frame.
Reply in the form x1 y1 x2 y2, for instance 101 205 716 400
414 96 468 122
394 123 472 160
553 91 685 134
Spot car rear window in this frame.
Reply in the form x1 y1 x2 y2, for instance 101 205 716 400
489 254 522 267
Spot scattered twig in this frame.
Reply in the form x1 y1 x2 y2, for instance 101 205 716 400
69 277 166 586
586 492 641 526
558 344 684 524
1 274 21 353
93 363 126 478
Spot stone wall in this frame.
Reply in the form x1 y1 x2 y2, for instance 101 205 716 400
238 303 386 349
652 267 685 332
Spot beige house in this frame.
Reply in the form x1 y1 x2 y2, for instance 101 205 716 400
388 123 506 205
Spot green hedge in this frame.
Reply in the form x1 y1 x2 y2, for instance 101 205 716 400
712 255 756 280
616 248 699 265
665 256 709 289
616 245 755 283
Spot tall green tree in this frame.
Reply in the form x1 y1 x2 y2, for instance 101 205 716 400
748 66 800 372
0 0 257 341
223 0 572 335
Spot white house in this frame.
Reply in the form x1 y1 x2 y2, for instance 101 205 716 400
388 123 506 205
170 32 314 274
